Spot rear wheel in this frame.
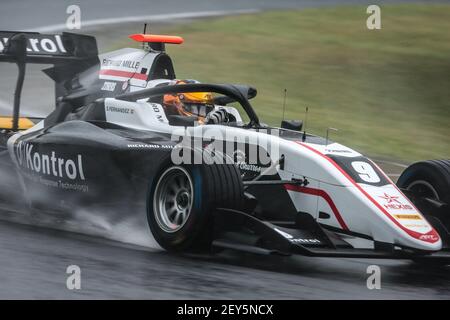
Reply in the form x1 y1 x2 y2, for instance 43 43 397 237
147 162 244 252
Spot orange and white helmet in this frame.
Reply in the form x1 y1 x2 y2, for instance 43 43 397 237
163 79 214 122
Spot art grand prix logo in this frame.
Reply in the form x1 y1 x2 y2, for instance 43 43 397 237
378 193 413 210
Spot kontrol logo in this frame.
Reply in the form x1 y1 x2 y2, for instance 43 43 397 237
14 141 85 181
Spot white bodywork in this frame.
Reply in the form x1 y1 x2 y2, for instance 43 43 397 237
279 141 441 251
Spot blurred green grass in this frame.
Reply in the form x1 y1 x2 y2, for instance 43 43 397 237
127 5 450 161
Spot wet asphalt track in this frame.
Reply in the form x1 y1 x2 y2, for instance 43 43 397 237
0 0 450 299
1 211 450 300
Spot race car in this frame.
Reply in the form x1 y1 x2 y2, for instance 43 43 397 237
0 30 449 264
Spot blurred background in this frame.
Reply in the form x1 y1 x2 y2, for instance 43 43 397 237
164 6 450 162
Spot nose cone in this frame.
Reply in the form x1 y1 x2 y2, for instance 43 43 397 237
356 184 443 251
403 227 442 251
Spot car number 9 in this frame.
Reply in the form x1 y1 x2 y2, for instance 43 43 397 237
351 161 380 183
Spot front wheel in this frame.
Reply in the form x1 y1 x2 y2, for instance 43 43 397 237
147 163 244 252
397 160 450 229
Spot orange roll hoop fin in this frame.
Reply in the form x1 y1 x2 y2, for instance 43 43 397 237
128 34 184 44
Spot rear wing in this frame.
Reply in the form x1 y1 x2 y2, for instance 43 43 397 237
0 31 98 63
0 31 99 131
0 116 41 130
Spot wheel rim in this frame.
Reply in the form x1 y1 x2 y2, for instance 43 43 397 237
407 180 440 200
153 166 194 233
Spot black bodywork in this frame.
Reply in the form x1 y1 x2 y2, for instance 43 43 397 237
3 83 283 216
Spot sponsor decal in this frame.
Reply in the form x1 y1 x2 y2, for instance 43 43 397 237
14 142 85 181
102 58 140 69
326 149 352 154
0 34 67 55
101 81 117 92
232 149 263 173
274 228 321 244
232 149 246 163
404 223 428 228
419 234 439 242
291 238 321 244
379 193 401 204
150 103 165 122
127 143 173 149
394 214 422 220
274 228 293 239
378 193 413 210
20 174 88 193
238 163 261 173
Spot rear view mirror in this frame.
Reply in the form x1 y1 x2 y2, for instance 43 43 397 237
214 85 257 105
281 120 303 131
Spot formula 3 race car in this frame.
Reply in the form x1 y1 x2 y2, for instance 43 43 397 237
0 30 449 264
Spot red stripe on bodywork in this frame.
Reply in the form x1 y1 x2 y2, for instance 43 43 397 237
99 69 148 80
284 184 349 231
295 141 439 244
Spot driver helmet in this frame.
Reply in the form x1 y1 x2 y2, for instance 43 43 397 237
163 79 215 123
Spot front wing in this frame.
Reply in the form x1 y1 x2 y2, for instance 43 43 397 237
212 208 450 262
